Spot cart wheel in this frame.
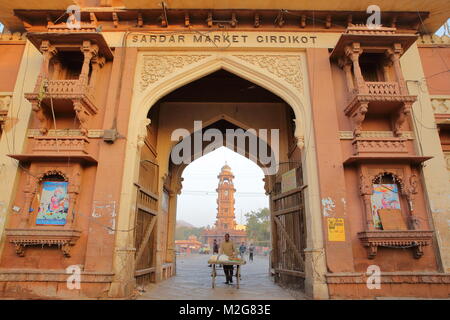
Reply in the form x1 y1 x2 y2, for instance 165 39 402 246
236 266 240 289
211 265 216 288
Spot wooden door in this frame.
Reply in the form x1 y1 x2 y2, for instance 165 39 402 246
270 162 307 287
134 159 159 286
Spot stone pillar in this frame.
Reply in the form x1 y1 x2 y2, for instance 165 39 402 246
52 58 62 80
35 40 57 91
338 57 354 94
387 44 407 95
68 165 81 228
345 43 366 94
79 41 98 85
19 180 37 228
382 59 392 82
165 180 181 273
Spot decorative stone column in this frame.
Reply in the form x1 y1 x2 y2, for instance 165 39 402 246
339 57 355 94
79 41 98 86
35 40 57 91
345 43 366 94
19 175 37 228
68 167 81 228
359 170 374 230
382 59 393 82
387 44 407 95
165 178 182 268
51 58 63 80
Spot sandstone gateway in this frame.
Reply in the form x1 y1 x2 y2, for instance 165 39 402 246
0 1 449 299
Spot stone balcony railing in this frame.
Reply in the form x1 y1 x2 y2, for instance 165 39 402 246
352 137 408 155
365 82 400 95
8 135 97 163
42 79 96 108
25 79 98 116
32 136 90 154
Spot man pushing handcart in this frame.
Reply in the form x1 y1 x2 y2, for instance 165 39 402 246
208 233 246 288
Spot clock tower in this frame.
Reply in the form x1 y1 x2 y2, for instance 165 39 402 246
215 163 237 230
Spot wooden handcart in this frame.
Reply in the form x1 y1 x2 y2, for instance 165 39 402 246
208 255 246 289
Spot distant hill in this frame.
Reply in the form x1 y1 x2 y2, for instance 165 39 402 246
176 220 195 228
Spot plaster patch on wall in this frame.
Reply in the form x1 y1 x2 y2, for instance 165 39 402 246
341 198 347 215
321 197 336 217
108 204 117 235
92 200 117 234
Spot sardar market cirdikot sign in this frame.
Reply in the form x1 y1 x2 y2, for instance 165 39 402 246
126 31 335 48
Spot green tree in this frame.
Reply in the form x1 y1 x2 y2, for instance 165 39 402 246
245 208 270 245
175 226 205 240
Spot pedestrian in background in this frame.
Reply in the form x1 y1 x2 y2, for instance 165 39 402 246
239 242 246 258
248 244 255 262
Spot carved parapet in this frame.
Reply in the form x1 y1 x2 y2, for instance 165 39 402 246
346 25 397 35
418 35 450 46
358 230 433 259
352 137 408 155
9 136 97 163
431 96 450 114
32 136 91 155
430 96 450 126
5 228 81 257
0 32 27 42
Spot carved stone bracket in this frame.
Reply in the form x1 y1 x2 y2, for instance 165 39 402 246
5 229 81 257
137 118 151 149
393 102 412 136
358 230 433 259
31 101 49 134
293 118 305 149
350 102 368 137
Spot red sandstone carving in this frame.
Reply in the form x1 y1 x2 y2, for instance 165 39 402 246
352 137 408 155
357 166 434 258
358 230 433 259
5 229 81 257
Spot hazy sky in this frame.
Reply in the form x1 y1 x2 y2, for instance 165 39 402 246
177 147 269 227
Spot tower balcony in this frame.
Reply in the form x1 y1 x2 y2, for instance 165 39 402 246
24 30 113 135
8 135 97 164
331 26 418 138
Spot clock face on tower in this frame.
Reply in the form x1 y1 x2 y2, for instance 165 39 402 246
224 190 229 196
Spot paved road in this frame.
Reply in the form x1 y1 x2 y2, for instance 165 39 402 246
137 254 305 300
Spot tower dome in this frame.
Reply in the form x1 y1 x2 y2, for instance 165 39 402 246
221 163 232 172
